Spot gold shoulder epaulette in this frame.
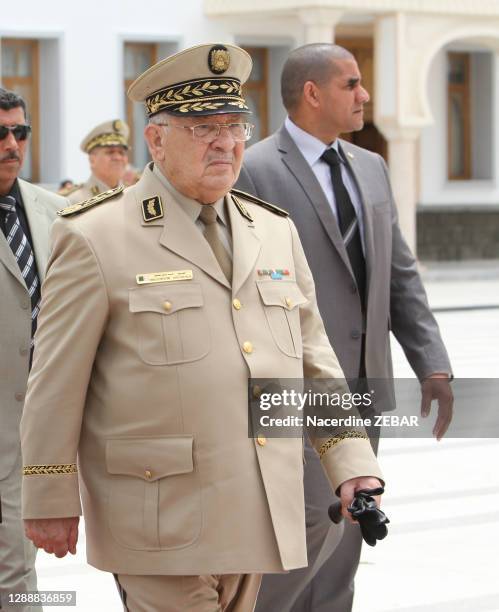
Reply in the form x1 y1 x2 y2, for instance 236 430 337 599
230 188 289 217
57 185 124 217
230 193 253 222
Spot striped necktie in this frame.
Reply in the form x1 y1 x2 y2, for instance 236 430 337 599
0 195 41 347
321 148 366 307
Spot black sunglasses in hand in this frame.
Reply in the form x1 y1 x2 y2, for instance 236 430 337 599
0 124 32 141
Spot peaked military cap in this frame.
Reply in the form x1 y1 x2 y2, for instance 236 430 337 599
127 43 252 117
80 119 130 153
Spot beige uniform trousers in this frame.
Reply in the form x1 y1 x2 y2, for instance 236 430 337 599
114 573 261 612
0 449 40 612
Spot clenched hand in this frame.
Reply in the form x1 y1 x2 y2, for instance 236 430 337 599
24 517 79 558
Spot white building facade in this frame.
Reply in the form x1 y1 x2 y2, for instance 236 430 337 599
2 0 499 259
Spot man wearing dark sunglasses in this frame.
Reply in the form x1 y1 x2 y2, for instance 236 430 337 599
0 87 67 611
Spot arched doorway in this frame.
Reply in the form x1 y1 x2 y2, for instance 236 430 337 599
418 35 499 259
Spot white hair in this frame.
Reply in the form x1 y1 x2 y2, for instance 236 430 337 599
149 111 171 125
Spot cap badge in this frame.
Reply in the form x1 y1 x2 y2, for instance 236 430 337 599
113 119 124 132
57 185 124 217
209 45 230 75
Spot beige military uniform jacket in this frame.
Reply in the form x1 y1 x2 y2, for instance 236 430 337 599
21 165 382 576
66 174 110 204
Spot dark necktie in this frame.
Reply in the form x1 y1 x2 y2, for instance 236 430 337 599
0 195 41 347
199 205 232 282
321 148 366 307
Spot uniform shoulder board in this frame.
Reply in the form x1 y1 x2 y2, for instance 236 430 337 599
57 185 124 217
230 188 289 217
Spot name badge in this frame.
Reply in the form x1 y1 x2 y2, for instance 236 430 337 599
136 270 193 284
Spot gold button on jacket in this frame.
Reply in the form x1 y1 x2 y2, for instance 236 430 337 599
257 434 267 447
242 341 253 354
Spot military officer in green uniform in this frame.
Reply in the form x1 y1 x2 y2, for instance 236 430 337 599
67 119 129 204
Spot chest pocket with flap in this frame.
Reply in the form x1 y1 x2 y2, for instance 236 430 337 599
256 280 308 358
129 282 210 365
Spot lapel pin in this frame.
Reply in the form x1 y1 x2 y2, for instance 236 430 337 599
346 152 355 160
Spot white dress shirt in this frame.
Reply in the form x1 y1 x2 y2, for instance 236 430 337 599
284 116 366 252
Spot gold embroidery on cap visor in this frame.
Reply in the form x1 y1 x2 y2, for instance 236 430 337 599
86 132 129 152
145 77 249 116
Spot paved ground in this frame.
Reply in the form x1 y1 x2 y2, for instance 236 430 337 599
32 263 499 611
354 265 499 612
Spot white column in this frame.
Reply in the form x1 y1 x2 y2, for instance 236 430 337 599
297 8 344 44
381 126 421 255
374 14 426 256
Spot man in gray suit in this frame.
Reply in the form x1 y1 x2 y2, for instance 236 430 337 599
236 44 453 612
0 88 66 610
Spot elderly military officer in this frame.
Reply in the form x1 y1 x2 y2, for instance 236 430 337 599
67 119 129 204
0 88 66 611
21 44 383 612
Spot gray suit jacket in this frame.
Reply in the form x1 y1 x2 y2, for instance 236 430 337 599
237 126 451 410
0 180 66 480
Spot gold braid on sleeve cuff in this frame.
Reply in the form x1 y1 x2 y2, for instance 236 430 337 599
319 431 368 459
23 464 77 476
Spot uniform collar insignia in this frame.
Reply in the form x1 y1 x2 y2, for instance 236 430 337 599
142 195 164 222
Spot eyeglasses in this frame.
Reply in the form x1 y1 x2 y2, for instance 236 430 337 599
156 122 253 143
0 124 32 141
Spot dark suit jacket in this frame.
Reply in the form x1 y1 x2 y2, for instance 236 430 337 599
236 125 451 410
